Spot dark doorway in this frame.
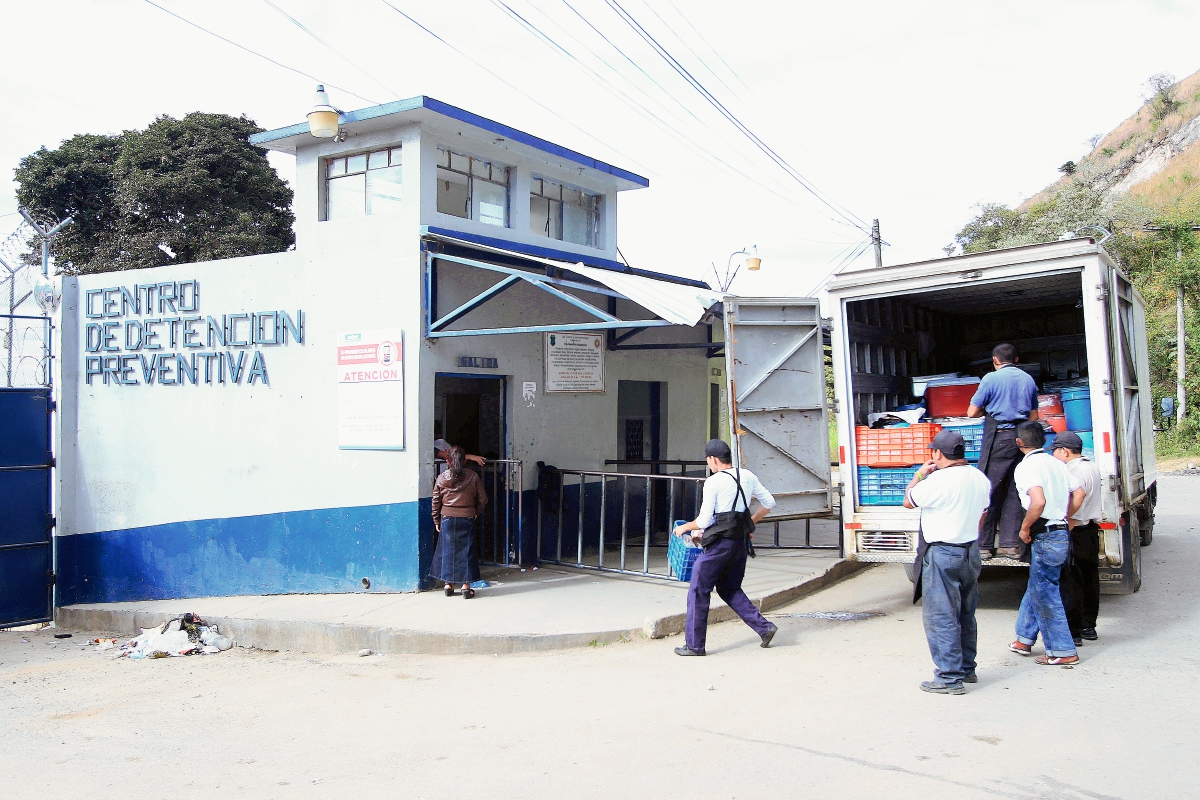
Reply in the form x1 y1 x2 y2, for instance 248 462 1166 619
617 380 667 462
434 374 505 460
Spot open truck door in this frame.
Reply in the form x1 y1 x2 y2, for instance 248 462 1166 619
723 298 833 518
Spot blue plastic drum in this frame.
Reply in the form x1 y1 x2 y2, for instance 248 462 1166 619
1061 388 1092 430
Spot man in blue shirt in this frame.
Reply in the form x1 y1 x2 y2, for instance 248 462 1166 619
966 343 1039 559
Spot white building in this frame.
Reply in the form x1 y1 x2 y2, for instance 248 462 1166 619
53 95 757 602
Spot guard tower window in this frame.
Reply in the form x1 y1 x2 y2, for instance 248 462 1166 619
530 177 599 247
436 148 509 227
325 146 403 220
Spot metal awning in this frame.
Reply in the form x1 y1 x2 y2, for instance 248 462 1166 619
423 235 725 340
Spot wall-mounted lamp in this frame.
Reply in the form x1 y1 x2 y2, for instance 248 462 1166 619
308 85 341 138
711 246 762 291
745 245 761 271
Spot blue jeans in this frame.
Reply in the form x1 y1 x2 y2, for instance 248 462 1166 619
922 542 981 684
1015 529 1077 657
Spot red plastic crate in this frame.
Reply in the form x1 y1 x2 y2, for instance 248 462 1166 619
855 423 944 468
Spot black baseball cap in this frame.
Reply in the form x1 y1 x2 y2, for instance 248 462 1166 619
704 439 733 460
929 430 966 459
1051 431 1084 452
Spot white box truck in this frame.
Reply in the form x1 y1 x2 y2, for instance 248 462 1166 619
825 239 1156 594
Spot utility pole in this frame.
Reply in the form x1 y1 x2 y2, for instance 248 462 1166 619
19 209 73 278
871 219 883 268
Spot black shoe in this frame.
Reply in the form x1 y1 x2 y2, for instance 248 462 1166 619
444 585 454 597
760 623 778 648
674 646 705 657
463 587 476 599
1072 636 1083 646
921 680 966 695
963 673 978 684
1080 628 1098 641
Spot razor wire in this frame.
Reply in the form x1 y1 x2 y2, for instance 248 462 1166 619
0 219 52 388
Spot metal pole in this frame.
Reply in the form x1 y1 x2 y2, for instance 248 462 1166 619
620 475 629 571
557 476 564 564
643 477 651 574
598 475 607 569
576 474 585 566
1178 248 1187 428
872 219 883 269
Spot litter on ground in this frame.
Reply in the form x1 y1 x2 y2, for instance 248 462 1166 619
105 613 233 659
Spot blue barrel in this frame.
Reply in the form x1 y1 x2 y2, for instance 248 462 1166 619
1062 388 1092 430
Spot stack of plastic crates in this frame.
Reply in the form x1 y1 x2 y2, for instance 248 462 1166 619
855 423 942 506
935 419 985 463
668 524 702 581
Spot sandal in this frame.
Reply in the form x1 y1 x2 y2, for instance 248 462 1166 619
462 586 475 599
1008 641 1032 656
444 584 454 597
1035 655 1079 666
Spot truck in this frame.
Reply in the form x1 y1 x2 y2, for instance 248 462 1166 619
824 238 1156 594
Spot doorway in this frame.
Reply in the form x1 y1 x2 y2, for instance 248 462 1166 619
434 374 506 459
617 380 667 462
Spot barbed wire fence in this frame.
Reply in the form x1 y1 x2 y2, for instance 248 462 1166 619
0 219 52 388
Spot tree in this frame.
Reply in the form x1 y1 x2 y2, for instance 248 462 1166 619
1142 72 1182 121
15 113 294 274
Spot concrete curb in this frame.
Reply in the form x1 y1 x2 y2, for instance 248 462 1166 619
57 559 869 656
642 557 869 639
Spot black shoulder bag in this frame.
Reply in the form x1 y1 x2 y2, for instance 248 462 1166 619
700 470 758 557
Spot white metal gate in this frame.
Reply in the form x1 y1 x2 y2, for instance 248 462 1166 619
723 298 833 518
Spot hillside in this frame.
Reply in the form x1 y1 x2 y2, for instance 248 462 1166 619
953 69 1200 455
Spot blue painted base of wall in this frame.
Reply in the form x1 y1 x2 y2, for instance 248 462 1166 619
57 499 434 606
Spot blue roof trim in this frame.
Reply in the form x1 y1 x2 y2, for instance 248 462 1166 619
249 96 649 188
423 226 710 290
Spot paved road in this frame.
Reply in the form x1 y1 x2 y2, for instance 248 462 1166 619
4 475 1196 799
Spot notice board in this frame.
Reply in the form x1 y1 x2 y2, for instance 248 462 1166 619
337 328 405 449
544 332 604 393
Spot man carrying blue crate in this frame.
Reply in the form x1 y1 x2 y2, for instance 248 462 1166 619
671 439 778 657
904 430 992 694
967 343 1039 559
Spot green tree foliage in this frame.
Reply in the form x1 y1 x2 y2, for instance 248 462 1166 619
15 113 294 274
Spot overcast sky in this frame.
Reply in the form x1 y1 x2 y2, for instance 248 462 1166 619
3 0 1197 294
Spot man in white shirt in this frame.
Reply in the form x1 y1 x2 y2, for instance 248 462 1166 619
904 430 992 694
1052 431 1103 644
672 439 777 656
1008 422 1085 666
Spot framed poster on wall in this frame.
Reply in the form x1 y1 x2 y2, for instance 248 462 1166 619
337 328 405 450
544 332 604 393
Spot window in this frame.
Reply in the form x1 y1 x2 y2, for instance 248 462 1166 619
325 146 403 219
437 148 509 227
530 177 600 247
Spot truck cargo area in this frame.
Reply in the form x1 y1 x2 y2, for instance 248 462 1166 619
845 270 1086 424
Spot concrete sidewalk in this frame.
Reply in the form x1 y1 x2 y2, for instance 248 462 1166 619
57 549 865 655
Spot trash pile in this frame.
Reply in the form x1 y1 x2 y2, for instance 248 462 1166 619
104 613 233 659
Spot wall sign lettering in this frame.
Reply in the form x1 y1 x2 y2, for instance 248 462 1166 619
81 280 303 387
544 333 604 393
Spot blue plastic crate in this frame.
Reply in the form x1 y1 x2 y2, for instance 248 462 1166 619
857 466 919 506
939 421 985 462
668 529 702 582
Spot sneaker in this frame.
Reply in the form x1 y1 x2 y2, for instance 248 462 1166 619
979 550 995 561
996 547 1022 558
1080 628 1098 641
963 673 978 684
1072 636 1083 646
760 623 778 649
921 680 966 695
1008 640 1033 656
674 646 705 657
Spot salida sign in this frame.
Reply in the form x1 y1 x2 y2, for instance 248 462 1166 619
82 279 304 387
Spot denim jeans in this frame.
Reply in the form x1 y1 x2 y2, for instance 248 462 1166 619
1015 529 1077 657
922 542 981 684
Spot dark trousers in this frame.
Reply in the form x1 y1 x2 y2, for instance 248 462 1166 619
685 536 773 653
922 542 981 684
979 428 1023 551
1060 522 1101 634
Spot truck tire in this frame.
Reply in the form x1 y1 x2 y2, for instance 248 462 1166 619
1100 514 1142 595
1137 504 1154 547
904 562 916 583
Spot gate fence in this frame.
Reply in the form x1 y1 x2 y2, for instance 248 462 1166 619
433 459 524 568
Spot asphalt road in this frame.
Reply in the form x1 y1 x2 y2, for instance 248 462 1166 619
3 475 1196 799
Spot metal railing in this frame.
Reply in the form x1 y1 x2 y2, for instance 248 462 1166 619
433 459 523 568
602 459 707 476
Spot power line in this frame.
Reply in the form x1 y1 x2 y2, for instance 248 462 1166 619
376 0 657 177
260 0 401 100
604 0 870 235
664 0 752 95
142 0 377 105
637 0 739 101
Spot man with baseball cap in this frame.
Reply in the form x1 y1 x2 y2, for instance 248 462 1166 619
672 439 778 656
904 430 992 694
1051 431 1103 644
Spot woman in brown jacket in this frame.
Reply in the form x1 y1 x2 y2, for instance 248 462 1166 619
431 447 488 598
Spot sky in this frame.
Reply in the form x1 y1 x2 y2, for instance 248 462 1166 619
2 0 1198 295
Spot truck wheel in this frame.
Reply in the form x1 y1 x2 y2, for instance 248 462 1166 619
1138 505 1154 546
903 562 916 583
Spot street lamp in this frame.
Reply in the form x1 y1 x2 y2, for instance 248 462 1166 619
711 246 761 291
308 85 341 138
